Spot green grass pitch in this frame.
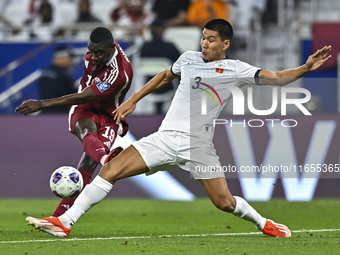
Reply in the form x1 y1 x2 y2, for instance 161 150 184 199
1 198 340 255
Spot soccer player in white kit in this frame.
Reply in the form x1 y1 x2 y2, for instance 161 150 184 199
26 19 332 237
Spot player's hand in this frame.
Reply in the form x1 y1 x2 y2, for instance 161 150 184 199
305 45 332 71
113 98 136 124
15 99 43 115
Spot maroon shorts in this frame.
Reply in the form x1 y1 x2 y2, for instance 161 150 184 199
68 103 128 151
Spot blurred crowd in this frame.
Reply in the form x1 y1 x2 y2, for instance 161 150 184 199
0 0 271 42
0 0 275 115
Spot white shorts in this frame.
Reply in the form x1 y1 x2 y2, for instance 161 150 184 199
132 130 225 179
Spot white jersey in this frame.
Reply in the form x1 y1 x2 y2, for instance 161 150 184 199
158 51 260 136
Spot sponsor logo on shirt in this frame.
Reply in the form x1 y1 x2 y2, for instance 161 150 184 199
96 81 110 93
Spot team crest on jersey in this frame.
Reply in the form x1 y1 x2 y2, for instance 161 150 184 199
217 62 226 68
93 77 101 83
96 81 110 93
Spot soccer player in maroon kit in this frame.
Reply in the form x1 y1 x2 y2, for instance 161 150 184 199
15 27 133 217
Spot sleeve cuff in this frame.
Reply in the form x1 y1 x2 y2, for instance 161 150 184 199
170 64 180 77
254 69 262 85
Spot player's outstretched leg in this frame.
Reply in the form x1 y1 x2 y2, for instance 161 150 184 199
233 196 291 237
26 216 71 237
199 178 291 238
82 132 108 164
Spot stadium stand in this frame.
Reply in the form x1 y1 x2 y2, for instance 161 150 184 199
0 0 340 114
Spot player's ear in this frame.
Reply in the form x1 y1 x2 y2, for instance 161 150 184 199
110 45 115 53
223 39 230 51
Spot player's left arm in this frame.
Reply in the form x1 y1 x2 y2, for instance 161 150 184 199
258 45 332 86
113 67 178 124
15 86 98 115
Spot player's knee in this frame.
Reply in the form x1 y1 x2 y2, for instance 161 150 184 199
213 197 236 212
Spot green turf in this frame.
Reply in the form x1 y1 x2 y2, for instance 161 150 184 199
1 198 340 255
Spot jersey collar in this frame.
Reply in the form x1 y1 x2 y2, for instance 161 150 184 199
106 47 118 66
202 56 229 63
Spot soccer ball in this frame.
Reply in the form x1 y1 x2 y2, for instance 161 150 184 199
50 166 83 199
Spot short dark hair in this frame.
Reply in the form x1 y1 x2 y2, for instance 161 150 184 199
204 19 233 41
89 27 114 46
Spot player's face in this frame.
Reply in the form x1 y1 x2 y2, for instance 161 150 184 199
87 41 115 67
201 29 230 62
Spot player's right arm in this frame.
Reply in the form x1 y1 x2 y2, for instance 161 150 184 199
15 86 98 115
113 67 177 124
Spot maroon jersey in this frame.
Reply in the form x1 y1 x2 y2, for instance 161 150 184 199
78 41 133 115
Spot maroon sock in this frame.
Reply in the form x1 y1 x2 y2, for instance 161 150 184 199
51 169 92 217
82 132 107 163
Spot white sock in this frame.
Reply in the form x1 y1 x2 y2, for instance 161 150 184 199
59 176 113 228
100 155 108 165
232 196 266 230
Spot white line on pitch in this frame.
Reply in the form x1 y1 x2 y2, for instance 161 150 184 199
1 228 340 244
